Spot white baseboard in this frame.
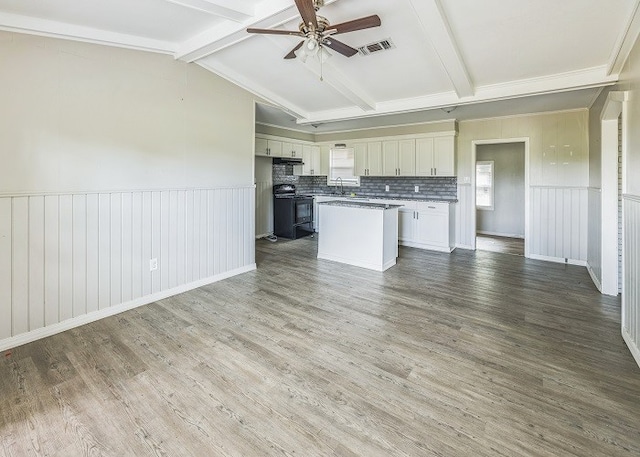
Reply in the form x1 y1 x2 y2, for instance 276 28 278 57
622 327 640 369
0 263 257 352
455 243 475 250
586 262 603 293
400 240 454 253
528 254 587 267
255 232 272 239
476 230 524 239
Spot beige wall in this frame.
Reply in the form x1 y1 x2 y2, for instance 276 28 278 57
589 30 640 195
0 31 256 194
458 110 589 187
314 120 456 143
455 110 590 260
255 124 315 142
0 31 257 350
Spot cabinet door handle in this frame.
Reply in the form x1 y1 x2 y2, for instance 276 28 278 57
434 167 437 175
416 212 419 220
428 206 436 209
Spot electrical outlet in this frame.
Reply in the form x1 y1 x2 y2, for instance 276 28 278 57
149 258 158 272
414 185 419 193
385 185 389 192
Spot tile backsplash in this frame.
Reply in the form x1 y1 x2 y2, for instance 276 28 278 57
272 164 457 200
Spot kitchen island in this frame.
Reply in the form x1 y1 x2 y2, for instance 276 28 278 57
317 200 402 272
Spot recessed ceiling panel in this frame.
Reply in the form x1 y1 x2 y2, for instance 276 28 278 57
311 0 454 102
441 0 635 86
0 0 220 41
204 35 356 113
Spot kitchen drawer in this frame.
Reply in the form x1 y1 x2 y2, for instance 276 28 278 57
415 202 450 213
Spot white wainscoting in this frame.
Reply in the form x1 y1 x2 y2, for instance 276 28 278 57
529 187 588 264
255 181 273 238
455 183 474 249
0 187 256 351
587 188 603 291
622 194 640 368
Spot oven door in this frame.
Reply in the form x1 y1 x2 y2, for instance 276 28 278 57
295 198 313 225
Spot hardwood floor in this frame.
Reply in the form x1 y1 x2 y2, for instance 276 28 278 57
476 234 524 256
1 237 639 456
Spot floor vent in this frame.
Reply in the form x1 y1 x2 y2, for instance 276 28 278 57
357 38 395 56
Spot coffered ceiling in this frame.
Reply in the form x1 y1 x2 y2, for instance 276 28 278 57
1 0 639 132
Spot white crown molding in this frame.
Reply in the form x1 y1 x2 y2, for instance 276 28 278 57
297 66 617 124
255 121 317 135
197 60 308 119
607 0 640 75
163 0 253 22
408 0 474 98
0 12 175 54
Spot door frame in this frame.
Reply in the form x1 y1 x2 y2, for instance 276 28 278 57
471 138 530 258
600 91 628 296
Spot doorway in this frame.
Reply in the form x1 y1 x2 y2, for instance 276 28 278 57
472 139 529 257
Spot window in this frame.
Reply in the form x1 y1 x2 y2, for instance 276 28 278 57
476 161 494 210
328 147 359 186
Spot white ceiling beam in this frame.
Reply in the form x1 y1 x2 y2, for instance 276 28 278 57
164 0 253 22
0 12 175 54
299 66 617 124
408 0 474 98
607 0 640 75
263 35 376 112
175 0 340 62
196 60 309 120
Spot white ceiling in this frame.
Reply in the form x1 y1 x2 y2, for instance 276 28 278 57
1 0 639 132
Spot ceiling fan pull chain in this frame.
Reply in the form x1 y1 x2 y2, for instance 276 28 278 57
320 51 324 81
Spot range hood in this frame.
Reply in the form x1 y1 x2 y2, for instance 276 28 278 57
273 157 304 165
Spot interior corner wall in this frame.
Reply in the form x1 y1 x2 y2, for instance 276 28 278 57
0 31 257 351
601 29 640 366
457 110 589 262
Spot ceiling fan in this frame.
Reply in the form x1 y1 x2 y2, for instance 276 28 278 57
247 0 381 61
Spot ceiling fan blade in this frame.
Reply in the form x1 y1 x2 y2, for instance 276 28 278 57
322 38 359 57
330 15 381 35
295 0 318 29
285 41 304 59
247 28 304 36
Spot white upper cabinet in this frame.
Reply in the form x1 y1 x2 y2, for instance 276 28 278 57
355 141 383 176
367 142 383 176
416 136 455 176
354 143 368 176
256 137 283 157
433 136 455 176
399 139 416 176
383 139 416 176
282 142 302 159
319 145 330 176
382 141 399 176
296 145 322 176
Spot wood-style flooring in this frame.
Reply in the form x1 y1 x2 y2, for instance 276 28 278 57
477 234 525 256
1 237 639 456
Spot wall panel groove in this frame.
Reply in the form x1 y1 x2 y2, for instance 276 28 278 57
623 195 640 366
529 186 588 262
0 187 255 350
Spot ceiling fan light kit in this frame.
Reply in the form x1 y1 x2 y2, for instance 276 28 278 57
247 0 381 62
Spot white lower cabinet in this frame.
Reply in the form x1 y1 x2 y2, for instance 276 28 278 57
398 208 415 241
397 201 455 252
315 197 455 252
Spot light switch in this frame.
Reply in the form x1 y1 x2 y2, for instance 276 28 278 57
385 185 389 192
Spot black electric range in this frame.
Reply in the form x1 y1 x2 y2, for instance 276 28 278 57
273 184 314 239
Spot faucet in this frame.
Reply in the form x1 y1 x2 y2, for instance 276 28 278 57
336 177 344 195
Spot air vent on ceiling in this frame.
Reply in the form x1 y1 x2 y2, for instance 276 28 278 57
357 38 395 56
